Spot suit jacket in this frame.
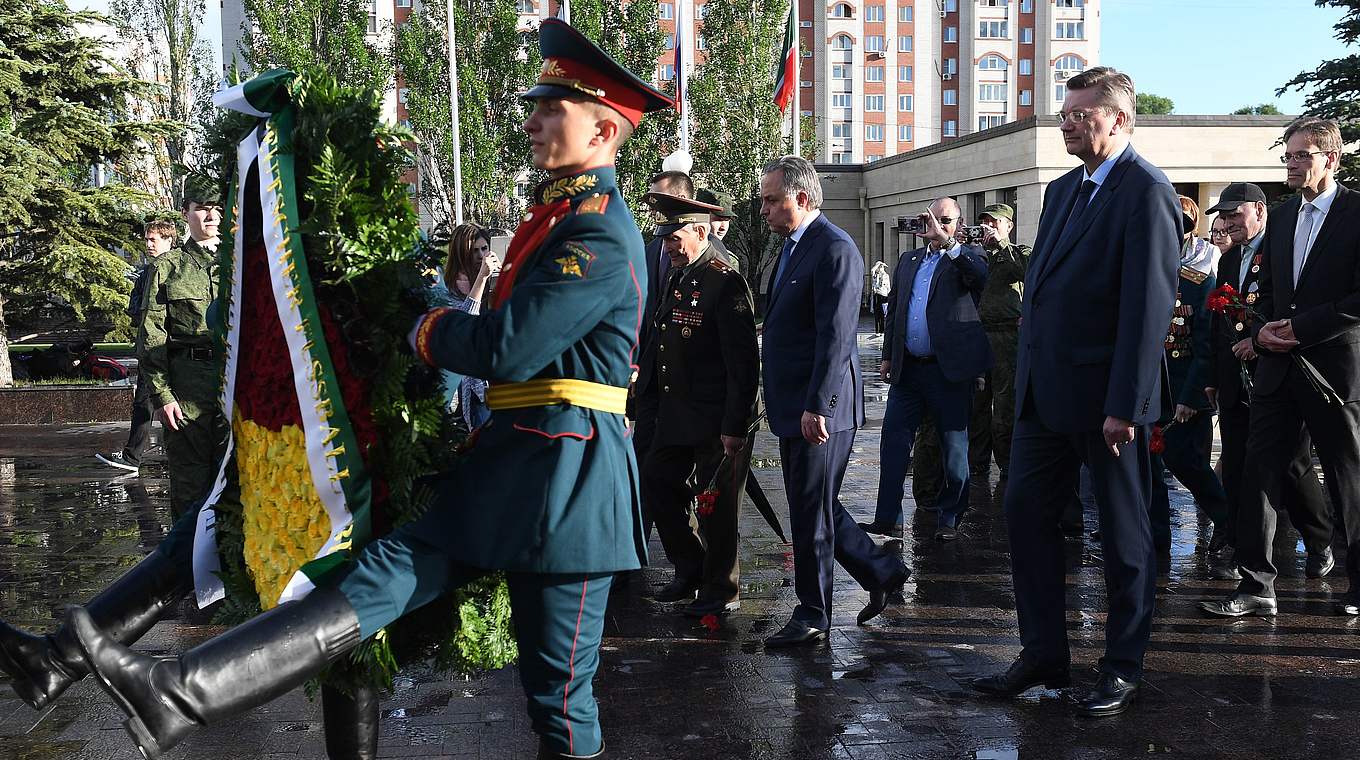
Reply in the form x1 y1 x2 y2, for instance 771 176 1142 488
761 213 866 438
1014 145 1180 433
1253 184 1360 400
638 246 759 445
881 244 992 383
1208 242 1265 409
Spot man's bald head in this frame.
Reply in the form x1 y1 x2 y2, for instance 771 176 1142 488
929 197 960 220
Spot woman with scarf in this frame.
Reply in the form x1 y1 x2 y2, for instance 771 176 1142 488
1149 196 1231 562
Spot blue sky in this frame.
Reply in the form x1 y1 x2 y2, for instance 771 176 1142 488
72 0 1351 115
1103 0 1349 114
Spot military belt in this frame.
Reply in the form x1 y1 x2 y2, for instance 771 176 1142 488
486 378 628 415
171 346 216 361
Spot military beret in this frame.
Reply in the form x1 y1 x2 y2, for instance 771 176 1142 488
644 192 724 236
522 19 674 128
695 188 735 219
978 203 1013 222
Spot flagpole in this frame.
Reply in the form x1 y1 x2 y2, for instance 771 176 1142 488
677 0 691 153
447 0 465 225
790 0 800 157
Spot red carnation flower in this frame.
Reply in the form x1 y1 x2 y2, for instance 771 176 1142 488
696 489 719 517
700 614 720 632
1149 425 1166 455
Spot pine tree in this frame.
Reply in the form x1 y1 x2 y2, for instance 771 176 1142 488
0 1 177 386
1279 0 1360 183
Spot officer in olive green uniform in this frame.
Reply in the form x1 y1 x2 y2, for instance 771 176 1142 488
68 21 673 760
139 175 227 520
638 193 759 616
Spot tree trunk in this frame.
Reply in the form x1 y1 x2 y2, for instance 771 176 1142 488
0 295 13 387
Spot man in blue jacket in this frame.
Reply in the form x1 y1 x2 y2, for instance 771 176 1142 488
970 68 1180 718
758 155 909 646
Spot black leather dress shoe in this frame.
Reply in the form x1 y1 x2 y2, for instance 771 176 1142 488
1335 592 1360 616
857 521 903 537
1072 673 1138 717
934 524 958 542
1199 593 1277 617
1208 564 1241 581
653 577 700 603
763 619 827 648
969 657 1070 697
1307 546 1335 579
682 598 740 617
1206 526 1231 555
857 564 910 625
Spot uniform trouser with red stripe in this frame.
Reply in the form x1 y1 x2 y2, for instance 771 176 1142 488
337 526 613 757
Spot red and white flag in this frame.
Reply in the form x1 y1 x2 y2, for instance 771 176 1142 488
774 1 796 113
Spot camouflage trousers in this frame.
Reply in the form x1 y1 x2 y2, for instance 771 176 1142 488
162 360 227 521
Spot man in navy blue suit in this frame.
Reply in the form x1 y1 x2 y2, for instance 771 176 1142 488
758 156 909 646
969 68 1180 716
862 197 990 541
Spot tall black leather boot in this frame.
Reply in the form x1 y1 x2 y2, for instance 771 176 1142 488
70 586 361 760
0 550 189 709
322 682 381 760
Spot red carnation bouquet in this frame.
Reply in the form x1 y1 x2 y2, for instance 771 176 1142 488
1205 283 1341 405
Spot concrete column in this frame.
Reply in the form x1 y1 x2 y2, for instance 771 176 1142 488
1014 181 1046 248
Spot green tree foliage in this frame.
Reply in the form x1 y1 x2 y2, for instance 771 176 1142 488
1135 92 1175 115
1233 103 1284 115
109 0 217 204
395 0 536 229
688 0 793 285
237 0 392 96
569 0 679 219
0 1 176 384
1279 0 1360 183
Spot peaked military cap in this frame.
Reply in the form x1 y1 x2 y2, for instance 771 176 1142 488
695 188 735 219
523 19 674 128
181 173 223 207
644 192 724 236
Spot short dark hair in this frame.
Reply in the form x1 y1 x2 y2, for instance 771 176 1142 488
1283 116 1343 154
1065 66 1137 132
648 170 694 199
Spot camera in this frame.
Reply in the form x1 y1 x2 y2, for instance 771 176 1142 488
959 225 987 245
896 216 926 235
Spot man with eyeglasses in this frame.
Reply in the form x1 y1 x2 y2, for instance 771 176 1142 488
1202 183 1332 582
1202 117 1360 619
970 67 1180 718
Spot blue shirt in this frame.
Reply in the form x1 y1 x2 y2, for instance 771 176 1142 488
1080 141 1130 208
905 242 961 356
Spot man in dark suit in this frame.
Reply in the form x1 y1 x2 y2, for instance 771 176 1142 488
1203 183 1332 580
969 68 1180 717
862 197 990 541
638 193 760 615
757 155 909 646
1201 117 1360 618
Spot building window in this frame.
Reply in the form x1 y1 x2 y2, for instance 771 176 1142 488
832 63 852 79
832 93 852 108
898 94 914 111
1021 27 1033 44
898 124 913 142
944 120 957 137
899 5 913 21
866 35 885 51
866 123 884 141
660 64 675 80
865 94 885 111
1020 89 1032 105
658 2 673 18
366 0 377 33
396 0 412 7
978 21 1008 38
978 115 1006 131
515 0 534 11
832 122 852 138
1019 58 1032 75
944 26 957 42
1055 21 1084 39
1020 0 1033 10
943 89 957 105
865 5 884 21
1055 0 1083 6
982 0 1008 5
398 87 410 104
898 35 913 52
664 33 675 49
978 83 1006 101
1055 83 1067 101
697 35 706 50
832 33 853 49
944 0 957 11
866 66 884 82
898 65 913 81
978 55 1008 70
698 3 709 18
832 152 854 164
867 154 883 163
1054 54 1084 73
831 2 853 17
946 57 958 74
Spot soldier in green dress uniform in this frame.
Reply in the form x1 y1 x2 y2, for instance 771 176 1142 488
67 20 673 760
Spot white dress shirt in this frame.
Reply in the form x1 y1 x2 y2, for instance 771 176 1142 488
1293 181 1338 284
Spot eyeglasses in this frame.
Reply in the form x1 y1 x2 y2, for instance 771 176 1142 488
1209 229 1229 238
1280 151 1330 164
1053 109 1102 126
935 217 956 225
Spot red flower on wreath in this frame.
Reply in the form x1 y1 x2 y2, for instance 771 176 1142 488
696 489 719 517
700 614 720 632
1149 424 1166 455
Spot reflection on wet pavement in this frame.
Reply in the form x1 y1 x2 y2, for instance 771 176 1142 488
2 322 1358 759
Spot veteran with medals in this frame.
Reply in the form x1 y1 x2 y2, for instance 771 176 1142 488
637 193 760 616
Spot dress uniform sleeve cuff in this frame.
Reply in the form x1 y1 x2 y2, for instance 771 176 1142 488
414 307 456 367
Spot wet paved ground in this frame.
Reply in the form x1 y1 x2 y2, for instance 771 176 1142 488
2 321 1359 759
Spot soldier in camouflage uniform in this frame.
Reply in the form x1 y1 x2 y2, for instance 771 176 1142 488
139 175 227 520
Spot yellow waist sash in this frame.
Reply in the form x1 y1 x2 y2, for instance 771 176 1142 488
485 378 628 415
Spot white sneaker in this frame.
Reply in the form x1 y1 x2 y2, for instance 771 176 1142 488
95 452 139 474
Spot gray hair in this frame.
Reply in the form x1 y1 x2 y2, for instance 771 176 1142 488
761 155 823 209
1065 66 1137 133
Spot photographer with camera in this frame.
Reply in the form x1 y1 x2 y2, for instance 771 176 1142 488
862 197 990 542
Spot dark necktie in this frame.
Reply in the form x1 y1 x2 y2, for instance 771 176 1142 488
1062 179 1098 239
772 238 796 292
